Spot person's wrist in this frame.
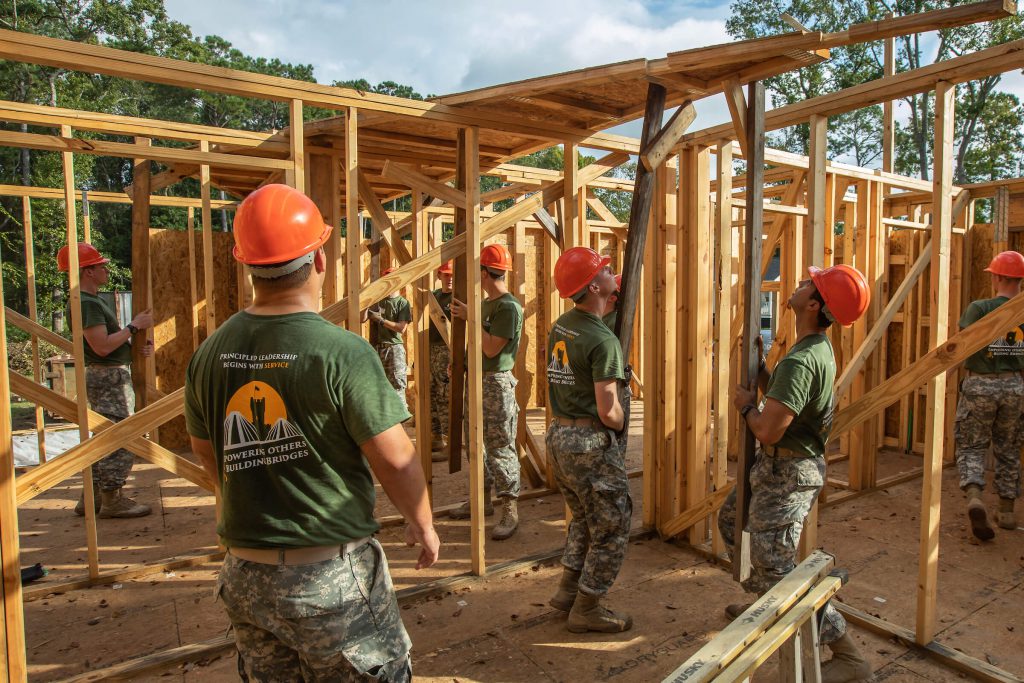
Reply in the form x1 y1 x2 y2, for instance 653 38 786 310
740 403 756 418
126 323 138 334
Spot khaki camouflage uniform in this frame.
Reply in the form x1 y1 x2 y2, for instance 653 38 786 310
546 424 631 595
482 371 520 498
718 450 846 644
954 373 1024 499
377 345 408 413
85 365 136 491
219 539 411 682
429 344 450 441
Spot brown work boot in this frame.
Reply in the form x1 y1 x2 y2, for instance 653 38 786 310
821 633 872 683
549 567 582 612
724 602 752 619
74 482 100 517
98 489 151 519
449 495 494 519
567 591 633 633
966 485 995 541
430 438 447 463
996 497 1017 530
491 497 519 540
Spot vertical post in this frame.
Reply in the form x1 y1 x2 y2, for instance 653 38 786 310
449 134 469 472
61 124 100 578
564 141 586 250
0 278 27 682
808 115 827 269
917 80 954 645
344 107 361 332
412 180 434 500
81 190 91 243
309 154 339 307
199 141 216 334
735 82 765 582
186 207 200 350
462 127 486 575
882 17 896 173
288 99 306 193
657 161 680 527
131 137 153 412
712 141 733 555
22 197 46 463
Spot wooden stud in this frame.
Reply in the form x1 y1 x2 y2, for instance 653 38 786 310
411 177 434 500
735 81 765 582
882 18 896 173
199 141 216 334
712 141 733 555
917 80 955 645
344 107 361 332
81 189 90 242
287 98 305 193
21 196 46 464
563 141 583 250
807 115 827 268
185 207 199 350
131 137 153 412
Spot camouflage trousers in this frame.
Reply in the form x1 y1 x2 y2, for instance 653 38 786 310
718 450 847 645
84 365 136 491
429 344 450 440
546 423 632 595
218 539 412 682
463 371 521 498
954 373 1024 499
377 344 408 413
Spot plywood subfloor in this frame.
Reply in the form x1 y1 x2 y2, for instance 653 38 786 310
16 405 1024 681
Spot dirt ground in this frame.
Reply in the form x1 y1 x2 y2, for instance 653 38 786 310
15 402 1024 681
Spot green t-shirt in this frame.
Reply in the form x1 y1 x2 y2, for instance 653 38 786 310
429 289 453 345
764 333 836 458
74 292 132 366
959 296 1024 373
373 295 412 346
602 310 618 331
184 311 410 549
482 293 523 372
547 307 624 420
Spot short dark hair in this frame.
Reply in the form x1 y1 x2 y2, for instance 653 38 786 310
810 288 833 329
252 262 314 292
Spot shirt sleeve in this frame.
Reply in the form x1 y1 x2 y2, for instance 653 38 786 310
80 299 108 329
339 336 411 444
959 302 982 330
183 355 209 440
397 297 412 323
590 336 625 382
487 301 520 340
766 358 814 416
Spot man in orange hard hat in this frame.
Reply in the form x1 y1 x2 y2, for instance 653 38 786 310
954 250 1024 540
58 242 154 519
428 262 454 461
544 247 632 633
184 184 438 681
450 243 524 540
363 266 413 413
719 264 872 683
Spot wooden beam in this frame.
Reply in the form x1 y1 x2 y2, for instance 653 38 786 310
834 244 931 400
199 141 216 334
640 101 696 172
661 484 735 540
344 107 361 332
917 80 954 646
735 81 765 582
287 98 305 193
20 197 47 464
4 306 72 352
712 141 734 555
382 161 467 209
807 115 827 267
723 79 749 160
882 17 896 172
131 138 152 415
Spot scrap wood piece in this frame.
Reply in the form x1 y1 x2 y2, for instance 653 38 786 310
640 100 696 172
833 290 1024 435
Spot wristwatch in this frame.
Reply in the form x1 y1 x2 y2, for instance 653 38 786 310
126 323 138 334
740 404 757 418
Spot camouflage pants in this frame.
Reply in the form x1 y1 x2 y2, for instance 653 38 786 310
546 423 632 596
480 371 521 499
218 539 412 682
377 344 408 413
954 373 1024 499
84 365 136 491
718 450 847 645
429 344 450 440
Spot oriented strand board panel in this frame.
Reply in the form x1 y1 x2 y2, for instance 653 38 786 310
970 223 995 303
151 228 239 449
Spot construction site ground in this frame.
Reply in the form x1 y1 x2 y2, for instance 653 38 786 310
15 401 1024 681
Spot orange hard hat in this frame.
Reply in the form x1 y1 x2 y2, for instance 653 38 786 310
232 184 331 265
808 264 870 327
985 251 1024 278
555 247 611 299
481 244 512 271
57 243 108 272
437 261 454 276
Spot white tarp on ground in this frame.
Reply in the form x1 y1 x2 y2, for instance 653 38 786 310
13 429 81 468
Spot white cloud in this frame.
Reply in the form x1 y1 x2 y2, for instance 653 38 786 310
165 0 731 97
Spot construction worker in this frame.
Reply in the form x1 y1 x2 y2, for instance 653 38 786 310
718 264 871 683
954 250 1024 540
602 273 630 459
449 243 523 540
429 261 454 462
545 247 632 633
364 266 412 413
602 273 621 329
59 242 154 519
184 184 439 681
